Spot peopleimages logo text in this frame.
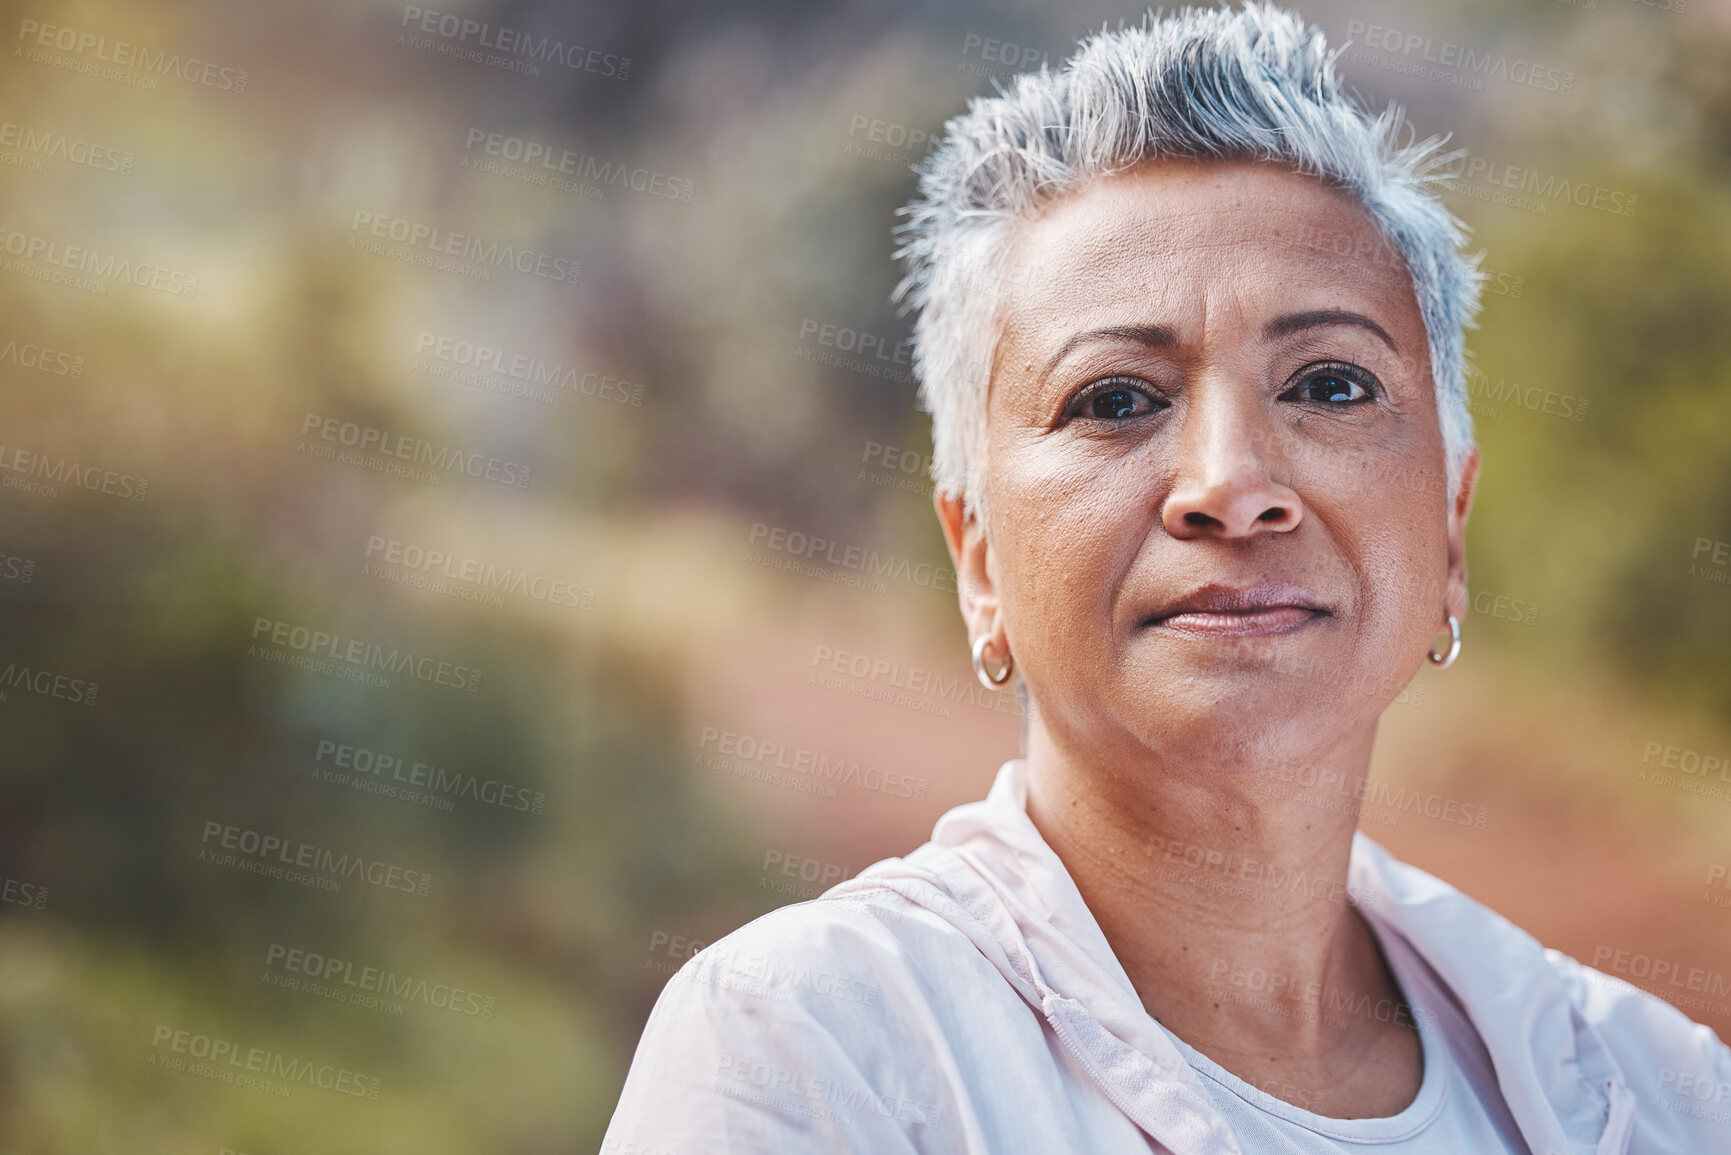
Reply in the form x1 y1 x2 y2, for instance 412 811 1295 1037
0 120 133 174
350 211 579 284
748 523 958 594
200 821 433 895
399 6 629 79
299 412 532 489
249 617 482 692
265 943 496 1018
149 1025 379 1098
1345 20 1573 93
365 536 592 611
0 226 198 296
16 18 249 91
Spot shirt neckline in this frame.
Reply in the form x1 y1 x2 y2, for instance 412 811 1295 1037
1152 917 1451 1143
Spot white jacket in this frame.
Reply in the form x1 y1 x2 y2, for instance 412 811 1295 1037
602 759 1731 1154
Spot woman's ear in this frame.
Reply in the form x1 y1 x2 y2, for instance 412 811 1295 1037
935 489 1001 641
1445 446 1481 621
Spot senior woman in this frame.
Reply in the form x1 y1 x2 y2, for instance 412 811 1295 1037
603 6 1730 1153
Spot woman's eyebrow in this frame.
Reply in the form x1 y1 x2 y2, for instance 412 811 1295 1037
1039 324 1178 379
1264 309 1399 353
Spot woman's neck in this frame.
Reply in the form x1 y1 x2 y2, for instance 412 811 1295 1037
1021 717 1425 1119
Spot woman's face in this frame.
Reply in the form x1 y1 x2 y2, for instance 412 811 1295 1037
940 158 1478 773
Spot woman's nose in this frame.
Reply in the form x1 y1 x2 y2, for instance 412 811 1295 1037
1160 393 1304 540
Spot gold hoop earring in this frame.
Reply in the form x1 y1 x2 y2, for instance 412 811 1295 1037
1427 611 1461 669
971 633 1013 689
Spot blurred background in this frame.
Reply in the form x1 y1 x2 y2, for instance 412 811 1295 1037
2 0 1730 1149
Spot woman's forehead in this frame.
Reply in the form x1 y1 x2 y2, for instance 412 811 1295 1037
996 160 1417 333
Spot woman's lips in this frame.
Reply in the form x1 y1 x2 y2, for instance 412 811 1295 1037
1143 581 1329 637
1149 605 1323 637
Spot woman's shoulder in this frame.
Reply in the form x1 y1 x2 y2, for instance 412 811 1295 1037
1543 946 1731 1099
1363 838 1731 1078
631 846 1037 1071
603 871 1008 1153
669 864 989 1012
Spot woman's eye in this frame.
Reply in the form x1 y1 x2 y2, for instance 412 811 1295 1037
1074 378 1165 420
1283 363 1378 405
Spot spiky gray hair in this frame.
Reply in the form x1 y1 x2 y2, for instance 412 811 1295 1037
892 1 1482 524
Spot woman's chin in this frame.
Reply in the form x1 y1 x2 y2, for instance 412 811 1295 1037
1110 667 1382 751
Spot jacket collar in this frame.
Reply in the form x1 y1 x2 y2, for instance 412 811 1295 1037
1348 833 1634 1155
838 758 1632 1155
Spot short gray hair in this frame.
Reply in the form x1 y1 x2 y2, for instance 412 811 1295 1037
892 2 1482 523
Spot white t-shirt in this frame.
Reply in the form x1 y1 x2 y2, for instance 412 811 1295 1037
1154 923 1532 1153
